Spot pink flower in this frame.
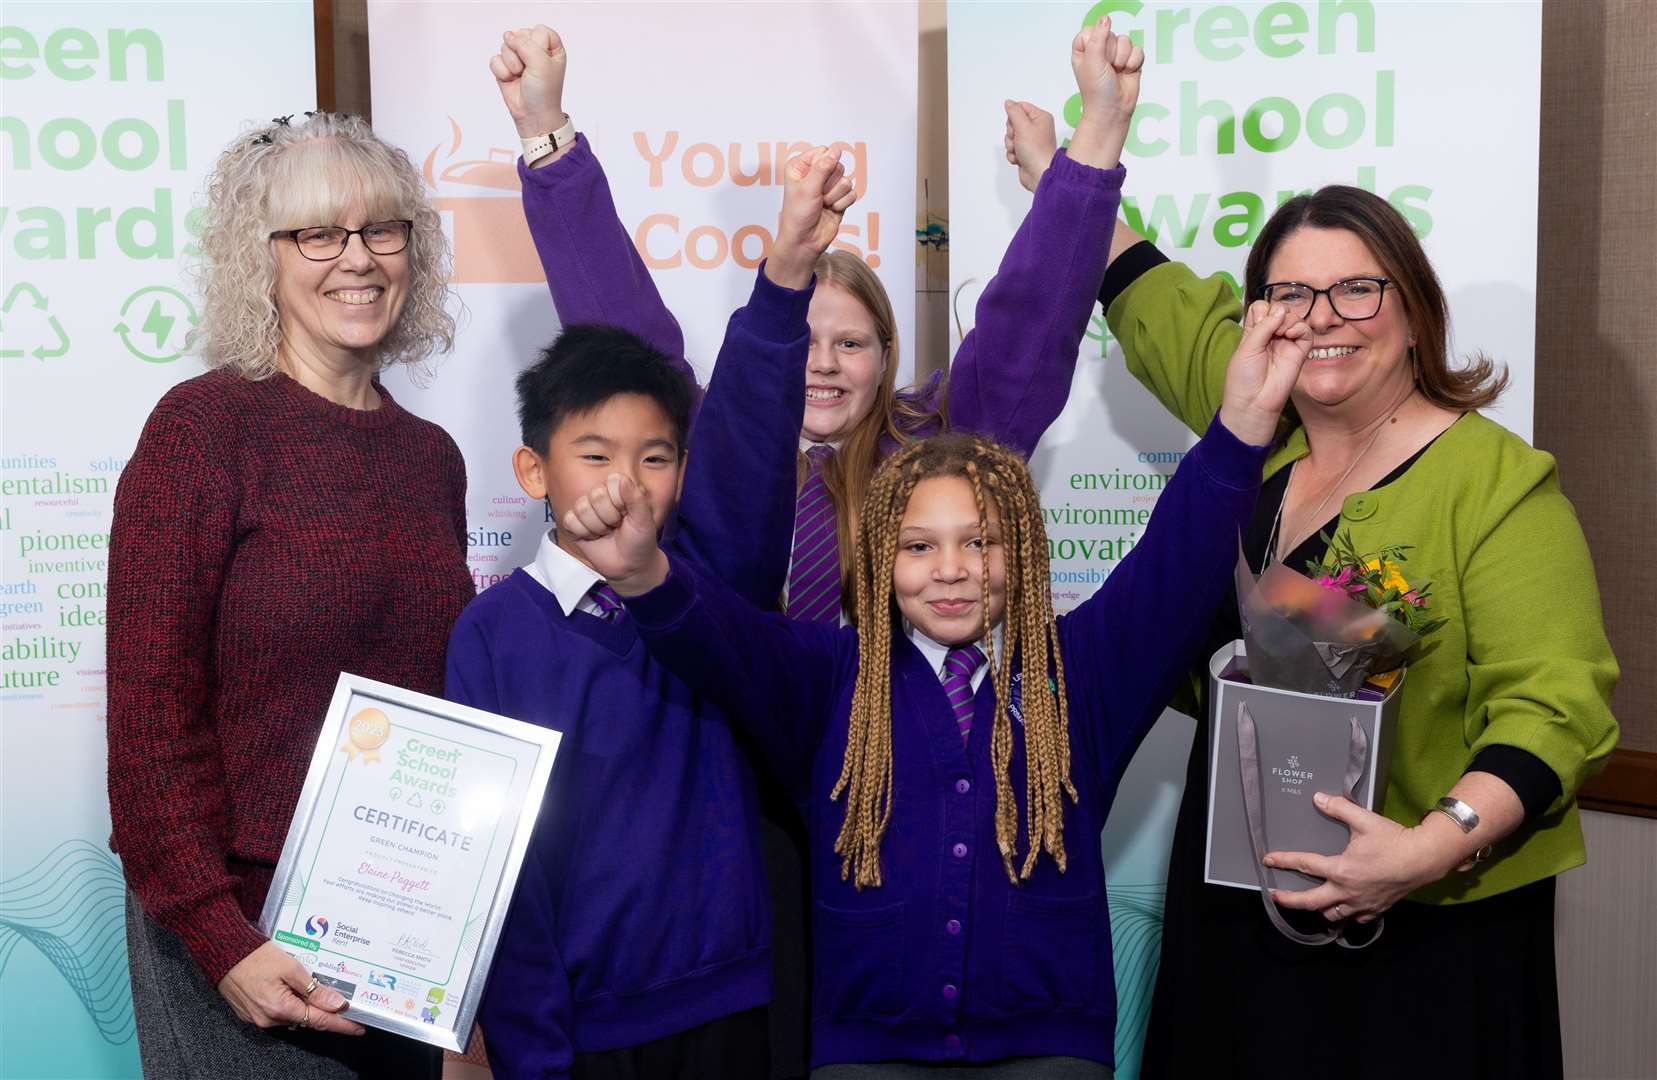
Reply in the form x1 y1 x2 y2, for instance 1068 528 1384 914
1314 565 1352 594
1406 591 1426 607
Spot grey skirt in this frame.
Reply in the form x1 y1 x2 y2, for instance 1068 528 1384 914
814 1057 1111 1079
124 890 438 1079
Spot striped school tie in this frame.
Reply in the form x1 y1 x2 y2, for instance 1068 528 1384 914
588 582 625 624
941 645 986 743
786 445 841 624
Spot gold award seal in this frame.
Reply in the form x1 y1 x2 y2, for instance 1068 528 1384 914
340 708 391 764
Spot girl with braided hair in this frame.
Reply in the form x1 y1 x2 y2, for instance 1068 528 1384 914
556 301 1310 1076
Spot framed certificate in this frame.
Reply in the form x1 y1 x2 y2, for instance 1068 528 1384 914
260 673 561 1051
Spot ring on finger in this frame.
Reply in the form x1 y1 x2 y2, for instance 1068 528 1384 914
302 978 318 997
300 1002 311 1029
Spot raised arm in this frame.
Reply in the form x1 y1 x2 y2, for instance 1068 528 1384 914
559 475 843 790
1004 63 1245 439
670 147 857 602
492 26 689 371
947 16 1142 457
1063 304 1304 777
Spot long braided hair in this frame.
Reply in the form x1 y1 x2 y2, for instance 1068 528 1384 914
831 433 1075 888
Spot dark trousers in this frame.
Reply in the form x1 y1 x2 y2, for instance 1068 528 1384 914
572 1005 770 1080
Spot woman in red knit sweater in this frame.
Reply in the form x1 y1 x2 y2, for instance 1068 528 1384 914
106 113 473 1079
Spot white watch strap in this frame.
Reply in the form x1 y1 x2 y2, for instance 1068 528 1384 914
521 116 576 166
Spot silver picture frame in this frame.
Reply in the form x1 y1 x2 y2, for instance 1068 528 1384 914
258 672 561 1051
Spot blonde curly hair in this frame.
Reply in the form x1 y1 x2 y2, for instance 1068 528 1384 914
189 112 456 379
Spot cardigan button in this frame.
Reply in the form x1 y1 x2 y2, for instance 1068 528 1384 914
946 918 962 935
942 983 958 1000
1341 492 1379 521
951 842 968 859
955 778 971 795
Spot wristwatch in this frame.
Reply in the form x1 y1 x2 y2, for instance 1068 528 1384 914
1426 796 1494 870
521 115 576 167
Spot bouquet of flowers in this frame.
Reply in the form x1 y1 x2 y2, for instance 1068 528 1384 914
1234 531 1445 697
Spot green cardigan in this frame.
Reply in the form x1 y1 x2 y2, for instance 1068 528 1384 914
1108 260 1620 904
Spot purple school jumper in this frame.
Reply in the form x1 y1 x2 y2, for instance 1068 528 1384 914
518 136 1125 600
456 270 813 1080
622 415 1267 1069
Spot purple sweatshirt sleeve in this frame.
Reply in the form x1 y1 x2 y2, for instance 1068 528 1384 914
477 840 577 1080
946 151 1125 458
447 618 575 1080
1060 415 1266 783
625 554 843 795
670 266 813 605
518 135 693 382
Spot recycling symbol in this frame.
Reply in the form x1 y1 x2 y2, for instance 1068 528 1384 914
0 283 70 361
115 285 197 363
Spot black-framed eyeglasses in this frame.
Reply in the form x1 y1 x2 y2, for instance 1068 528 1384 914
269 219 413 261
1259 276 1390 321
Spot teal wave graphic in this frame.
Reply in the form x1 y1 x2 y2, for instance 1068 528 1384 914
1109 882 1166 1080
0 839 136 1044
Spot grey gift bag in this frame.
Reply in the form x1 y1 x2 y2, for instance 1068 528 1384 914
1204 641 1404 947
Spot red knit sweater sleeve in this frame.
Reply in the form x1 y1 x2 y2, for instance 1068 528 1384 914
106 398 269 985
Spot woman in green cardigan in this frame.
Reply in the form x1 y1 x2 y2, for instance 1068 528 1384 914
1002 117 1618 1076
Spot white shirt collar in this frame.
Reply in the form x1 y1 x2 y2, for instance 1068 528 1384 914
799 435 843 454
908 623 1002 693
523 529 606 617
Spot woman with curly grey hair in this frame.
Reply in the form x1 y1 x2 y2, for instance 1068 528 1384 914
106 112 472 1079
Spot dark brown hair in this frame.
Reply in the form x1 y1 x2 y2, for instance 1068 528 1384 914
833 433 1073 889
1244 185 1507 410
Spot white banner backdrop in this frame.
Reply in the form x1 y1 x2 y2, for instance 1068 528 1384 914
948 2 1539 1075
0 4 315 1076
367 0 918 587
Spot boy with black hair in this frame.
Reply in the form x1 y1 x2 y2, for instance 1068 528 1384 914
450 149 854 1080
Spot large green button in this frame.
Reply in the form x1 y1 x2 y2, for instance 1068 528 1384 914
1342 492 1379 520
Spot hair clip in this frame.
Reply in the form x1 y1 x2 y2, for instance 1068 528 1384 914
304 110 319 119
251 133 273 146
271 114 293 127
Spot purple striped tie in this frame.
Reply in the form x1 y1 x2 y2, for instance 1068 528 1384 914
786 445 841 624
588 583 625 624
941 645 986 743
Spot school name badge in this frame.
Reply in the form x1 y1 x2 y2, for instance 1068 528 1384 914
260 674 561 1051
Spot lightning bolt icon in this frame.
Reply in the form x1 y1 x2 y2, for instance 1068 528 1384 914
142 301 175 351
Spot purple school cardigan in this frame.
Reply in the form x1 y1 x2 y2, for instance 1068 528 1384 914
624 415 1267 1067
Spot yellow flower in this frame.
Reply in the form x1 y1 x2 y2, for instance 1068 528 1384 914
1363 558 1411 594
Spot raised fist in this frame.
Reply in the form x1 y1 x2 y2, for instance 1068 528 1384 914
1004 100 1057 195
1218 301 1313 447
1066 15 1145 171
767 146 858 288
490 25 567 139
559 474 668 594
